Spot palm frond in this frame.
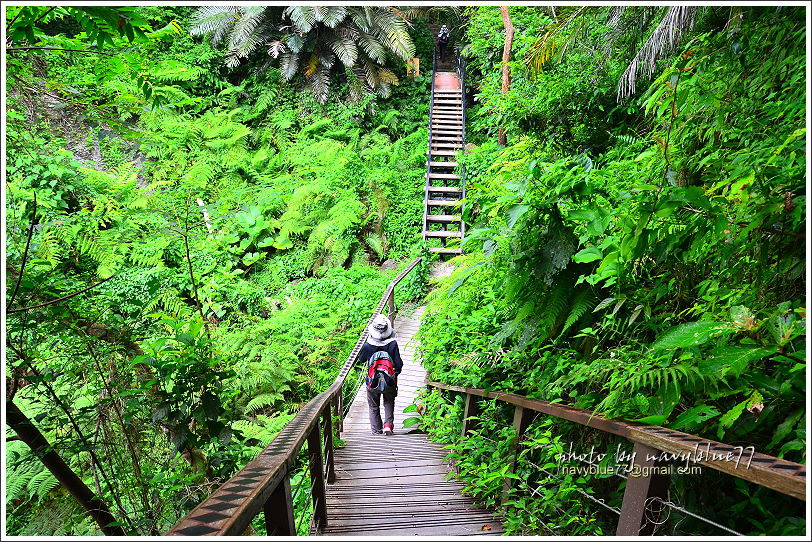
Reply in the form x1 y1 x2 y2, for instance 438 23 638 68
279 52 299 81
190 6 240 44
329 35 359 67
617 6 700 100
285 6 317 33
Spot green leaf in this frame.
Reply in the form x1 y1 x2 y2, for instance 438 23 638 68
402 416 421 428
651 321 732 350
670 405 721 431
506 204 530 229
701 346 777 377
717 399 748 439
634 415 668 425
572 246 603 263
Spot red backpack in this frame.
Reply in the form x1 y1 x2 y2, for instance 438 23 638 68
366 351 395 392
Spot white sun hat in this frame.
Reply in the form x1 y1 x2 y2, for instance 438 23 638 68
367 314 397 346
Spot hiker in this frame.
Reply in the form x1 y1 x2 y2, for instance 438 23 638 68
360 314 403 435
437 25 450 61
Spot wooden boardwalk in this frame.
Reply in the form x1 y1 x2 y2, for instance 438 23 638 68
318 307 504 536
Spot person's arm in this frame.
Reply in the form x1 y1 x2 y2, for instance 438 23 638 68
359 343 373 365
388 342 404 376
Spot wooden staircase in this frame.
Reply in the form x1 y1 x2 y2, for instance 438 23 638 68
423 58 466 257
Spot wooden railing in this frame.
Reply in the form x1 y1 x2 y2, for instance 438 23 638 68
425 381 806 536
167 258 423 536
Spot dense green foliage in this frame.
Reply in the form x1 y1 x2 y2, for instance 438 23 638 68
5 6 431 535
415 5 806 536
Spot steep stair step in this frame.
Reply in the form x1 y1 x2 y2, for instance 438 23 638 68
432 122 463 127
431 141 462 149
428 161 458 168
434 89 462 94
424 230 463 238
428 150 459 157
426 214 461 223
430 139 463 145
426 198 460 206
428 173 461 180
427 186 462 194
429 247 463 255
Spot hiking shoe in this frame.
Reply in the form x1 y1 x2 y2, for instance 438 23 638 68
383 424 394 436
371 430 383 435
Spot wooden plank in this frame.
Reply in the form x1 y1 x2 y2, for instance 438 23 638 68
320 525 504 536
424 231 462 238
428 161 458 167
427 214 461 223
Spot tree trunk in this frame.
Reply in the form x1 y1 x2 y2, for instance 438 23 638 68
6 400 125 536
498 6 514 146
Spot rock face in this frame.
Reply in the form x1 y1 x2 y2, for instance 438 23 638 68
379 259 398 271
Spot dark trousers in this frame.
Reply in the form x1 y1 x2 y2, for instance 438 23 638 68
438 42 447 61
367 387 396 433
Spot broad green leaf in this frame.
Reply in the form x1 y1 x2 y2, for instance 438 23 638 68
402 416 421 428
650 321 732 350
634 415 668 425
701 345 777 377
670 405 721 431
572 246 602 263
506 204 530 229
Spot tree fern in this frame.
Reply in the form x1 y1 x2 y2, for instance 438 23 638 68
556 287 597 340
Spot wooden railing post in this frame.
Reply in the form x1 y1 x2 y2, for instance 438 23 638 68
263 475 295 536
323 408 336 484
307 424 328 532
386 289 395 318
461 392 479 437
334 389 343 435
616 442 670 536
501 405 534 505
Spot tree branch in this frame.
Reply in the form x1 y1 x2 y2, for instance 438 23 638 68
7 192 37 311
7 275 116 313
6 46 115 56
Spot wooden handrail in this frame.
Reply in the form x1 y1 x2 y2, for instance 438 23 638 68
167 258 423 536
426 380 806 535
